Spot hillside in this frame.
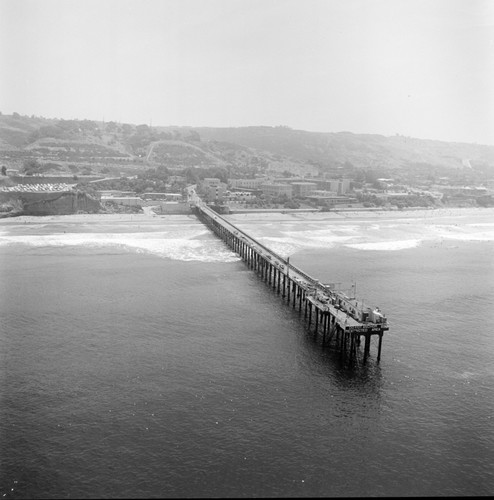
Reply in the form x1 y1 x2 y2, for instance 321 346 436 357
0 115 312 178
196 126 494 172
1 114 493 180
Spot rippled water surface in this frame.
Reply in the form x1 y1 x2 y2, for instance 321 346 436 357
1 210 493 498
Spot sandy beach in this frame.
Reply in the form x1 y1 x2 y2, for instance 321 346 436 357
0 212 198 225
226 206 494 224
0 206 492 225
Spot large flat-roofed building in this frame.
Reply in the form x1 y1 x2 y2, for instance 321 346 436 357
142 192 183 201
307 191 357 204
315 179 351 194
228 178 266 190
101 196 142 206
291 182 317 198
260 183 293 198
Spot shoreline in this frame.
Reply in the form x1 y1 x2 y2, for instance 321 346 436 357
0 212 198 225
0 206 493 226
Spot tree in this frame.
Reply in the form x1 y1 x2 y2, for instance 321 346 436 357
106 121 117 132
477 195 494 207
354 168 366 183
1 166 7 176
136 124 150 133
184 130 201 142
121 123 133 135
284 200 300 209
364 168 378 185
22 159 43 175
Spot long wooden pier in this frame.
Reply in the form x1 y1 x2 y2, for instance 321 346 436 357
194 202 389 363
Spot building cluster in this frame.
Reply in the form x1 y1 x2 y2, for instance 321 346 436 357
371 176 492 204
2 160 492 213
198 176 356 206
197 169 494 209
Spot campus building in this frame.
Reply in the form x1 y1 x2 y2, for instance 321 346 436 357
260 183 293 199
228 178 266 190
291 182 317 198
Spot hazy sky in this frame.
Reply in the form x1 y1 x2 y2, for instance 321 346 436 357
1 0 493 144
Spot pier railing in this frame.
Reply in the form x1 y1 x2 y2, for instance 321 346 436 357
194 201 388 363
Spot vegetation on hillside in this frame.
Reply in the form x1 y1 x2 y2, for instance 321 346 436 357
1 113 493 211
3 113 493 181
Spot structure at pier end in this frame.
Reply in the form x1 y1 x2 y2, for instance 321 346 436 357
193 201 389 363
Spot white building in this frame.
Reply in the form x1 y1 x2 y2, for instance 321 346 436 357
228 178 266 190
101 196 142 206
260 183 293 198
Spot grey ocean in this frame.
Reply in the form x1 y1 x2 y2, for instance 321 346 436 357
1 209 493 498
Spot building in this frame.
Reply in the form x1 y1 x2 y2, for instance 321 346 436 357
228 178 266 190
260 183 293 199
291 182 317 198
315 179 351 194
307 190 357 205
200 178 227 202
142 192 183 201
101 196 142 206
153 201 191 214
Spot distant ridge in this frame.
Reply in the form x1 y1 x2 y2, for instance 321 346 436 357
1 114 493 176
194 126 494 171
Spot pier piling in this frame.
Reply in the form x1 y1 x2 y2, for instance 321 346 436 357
193 204 388 364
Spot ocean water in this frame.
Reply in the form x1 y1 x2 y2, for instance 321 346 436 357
0 209 493 498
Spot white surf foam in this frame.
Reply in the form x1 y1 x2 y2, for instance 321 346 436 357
345 239 422 251
431 224 494 242
438 231 494 242
469 223 494 228
254 227 358 256
0 231 240 263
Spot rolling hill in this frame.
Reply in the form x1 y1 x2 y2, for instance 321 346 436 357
1 114 493 180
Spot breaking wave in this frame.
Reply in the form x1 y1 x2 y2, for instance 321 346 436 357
244 219 494 253
432 226 494 242
256 228 358 256
0 231 240 263
345 239 422 251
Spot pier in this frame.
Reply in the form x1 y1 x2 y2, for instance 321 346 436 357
194 201 389 363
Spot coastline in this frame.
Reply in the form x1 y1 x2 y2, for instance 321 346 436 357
0 212 197 225
1 206 493 226
226 206 494 223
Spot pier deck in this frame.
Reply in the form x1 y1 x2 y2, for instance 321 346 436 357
193 198 388 362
